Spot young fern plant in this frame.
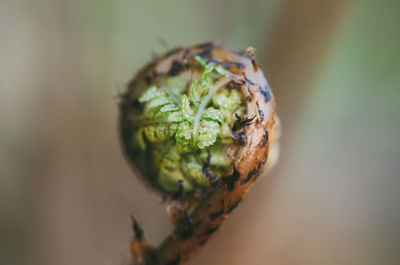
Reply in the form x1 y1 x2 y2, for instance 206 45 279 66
119 42 279 265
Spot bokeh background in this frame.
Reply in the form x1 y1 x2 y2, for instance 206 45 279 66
1 0 399 264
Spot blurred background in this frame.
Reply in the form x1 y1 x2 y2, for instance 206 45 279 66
1 0 399 264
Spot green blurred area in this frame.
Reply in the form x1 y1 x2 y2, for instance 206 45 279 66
0 0 399 265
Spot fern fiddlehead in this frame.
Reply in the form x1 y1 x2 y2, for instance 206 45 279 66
131 54 243 193
119 42 279 265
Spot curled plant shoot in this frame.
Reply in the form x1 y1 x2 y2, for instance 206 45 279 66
119 42 280 265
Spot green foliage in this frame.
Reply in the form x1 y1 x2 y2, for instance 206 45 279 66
138 85 164 103
197 120 220 149
175 121 193 148
181 154 209 188
156 145 194 192
212 88 242 111
200 146 232 168
194 55 227 75
208 147 231 168
160 104 179 113
189 79 200 107
133 56 245 193
180 95 195 122
202 107 224 123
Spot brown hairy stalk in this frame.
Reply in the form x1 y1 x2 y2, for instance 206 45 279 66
119 42 278 265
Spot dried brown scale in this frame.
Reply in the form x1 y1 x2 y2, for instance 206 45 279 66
246 46 258 72
129 215 156 265
119 42 278 265
258 128 269 148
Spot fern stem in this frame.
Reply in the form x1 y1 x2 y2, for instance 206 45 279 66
165 87 181 106
160 79 181 106
193 76 233 140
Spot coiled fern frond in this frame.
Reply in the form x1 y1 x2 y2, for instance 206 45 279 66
132 55 244 193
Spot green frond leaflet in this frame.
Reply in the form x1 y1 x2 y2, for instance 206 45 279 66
189 79 200 107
